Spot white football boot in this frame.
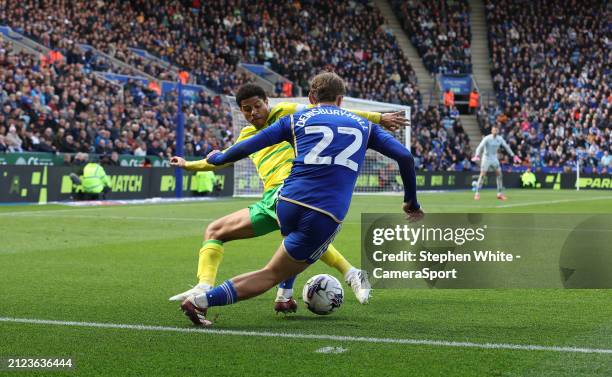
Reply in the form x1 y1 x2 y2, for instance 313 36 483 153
169 283 211 301
344 268 371 304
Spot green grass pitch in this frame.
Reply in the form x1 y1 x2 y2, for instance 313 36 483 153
1 189 611 376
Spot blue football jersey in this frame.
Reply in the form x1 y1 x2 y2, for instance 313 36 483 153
207 104 420 221
279 105 372 222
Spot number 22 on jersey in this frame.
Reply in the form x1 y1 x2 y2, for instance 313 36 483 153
303 126 363 172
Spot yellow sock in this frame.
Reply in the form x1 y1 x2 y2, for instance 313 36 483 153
319 244 352 276
197 240 224 286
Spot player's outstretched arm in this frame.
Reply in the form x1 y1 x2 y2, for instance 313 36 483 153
500 137 514 156
378 111 408 132
297 102 404 131
299 104 387 131
347 110 407 132
472 137 487 161
169 156 231 171
367 124 423 221
500 138 521 163
208 117 292 166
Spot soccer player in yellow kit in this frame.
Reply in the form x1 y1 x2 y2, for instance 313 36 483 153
169 84 407 312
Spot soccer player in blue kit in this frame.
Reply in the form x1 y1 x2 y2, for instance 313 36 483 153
181 72 424 326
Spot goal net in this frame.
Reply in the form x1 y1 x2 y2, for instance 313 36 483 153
226 96 410 197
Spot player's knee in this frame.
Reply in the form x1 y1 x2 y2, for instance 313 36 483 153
407 154 415 170
400 150 415 169
204 220 226 241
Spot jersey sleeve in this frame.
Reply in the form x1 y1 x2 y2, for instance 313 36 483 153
275 102 307 118
500 137 514 156
367 124 419 209
346 109 382 124
99 166 111 188
475 136 487 157
184 159 230 171
208 116 293 166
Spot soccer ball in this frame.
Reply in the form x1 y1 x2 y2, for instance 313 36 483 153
302 274 344 315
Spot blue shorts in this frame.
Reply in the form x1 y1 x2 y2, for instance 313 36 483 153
276 199 341 264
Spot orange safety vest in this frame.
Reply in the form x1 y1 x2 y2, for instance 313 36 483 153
49 50 63 64
282 81 293 97
148 81 162 96
444 91 455 107
40 53 50 68
469 92 479 108
178 71 190 84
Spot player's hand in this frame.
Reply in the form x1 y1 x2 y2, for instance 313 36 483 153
513 155 521 164
169 156 186 167
403 202 425 222
380 111 407 132
471 155 480 162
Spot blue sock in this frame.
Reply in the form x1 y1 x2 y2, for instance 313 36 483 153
205 280 238 307
279 276 296 289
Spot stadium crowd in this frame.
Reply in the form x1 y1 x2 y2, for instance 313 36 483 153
0 1 175 81
1 0 425 103
229 0 421 106
0 0 254 92
391 0 472 74
0 0 475 171
0 39 233 158
480 0 611 173
412 104 472 170
0 35 467 169
0 0 608 173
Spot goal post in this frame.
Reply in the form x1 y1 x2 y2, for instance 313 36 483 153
576 156 580 191
225 96 411 197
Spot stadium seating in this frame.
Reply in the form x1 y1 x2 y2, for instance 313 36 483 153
480 0 610 173
412 104 472 171
390 0 472 74
0 0 476 167
0 39 232 157
1 0 422 102
0 0 251 92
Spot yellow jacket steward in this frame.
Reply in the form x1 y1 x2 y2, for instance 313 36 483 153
81 163 112 194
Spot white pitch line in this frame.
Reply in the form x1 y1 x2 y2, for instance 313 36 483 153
315 346 348 354
495 196 612 208
1 317 610 355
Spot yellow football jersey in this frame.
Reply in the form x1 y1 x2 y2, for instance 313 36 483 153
185 102 382 192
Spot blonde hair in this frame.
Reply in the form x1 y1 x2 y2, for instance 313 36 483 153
309 72 346 102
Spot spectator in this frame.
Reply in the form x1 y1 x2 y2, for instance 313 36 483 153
5 125 23 152
134 142 147 156
0 134 7 153
601 151 612 169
